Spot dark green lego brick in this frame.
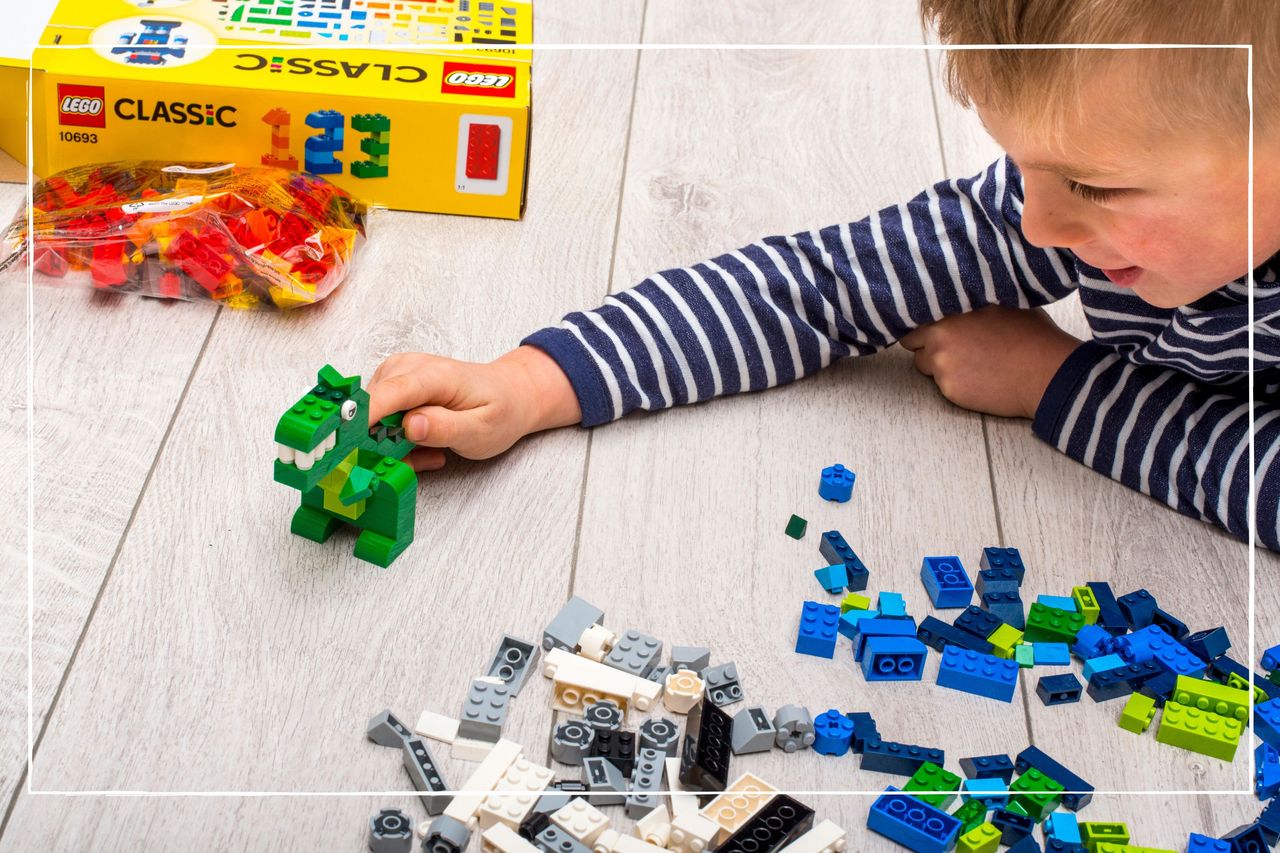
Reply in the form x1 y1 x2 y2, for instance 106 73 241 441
351 161 390 179
352 112 391 132
361 137 391 156
785 514 808 540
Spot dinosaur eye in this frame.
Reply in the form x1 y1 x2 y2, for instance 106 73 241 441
340 399 356 421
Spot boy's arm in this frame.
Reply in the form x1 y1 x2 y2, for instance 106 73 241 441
522 156 1080 425
1034 341 1280 551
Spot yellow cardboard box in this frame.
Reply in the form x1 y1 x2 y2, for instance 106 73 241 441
26 0 532 218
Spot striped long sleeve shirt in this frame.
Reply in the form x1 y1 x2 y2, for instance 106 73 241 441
523 156 1280 551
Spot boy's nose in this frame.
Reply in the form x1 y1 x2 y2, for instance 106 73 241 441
1020 181 1093 251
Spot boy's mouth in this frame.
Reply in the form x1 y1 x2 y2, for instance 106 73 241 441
1101 265 1143 288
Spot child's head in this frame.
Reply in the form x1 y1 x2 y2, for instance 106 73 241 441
920 0 1279 309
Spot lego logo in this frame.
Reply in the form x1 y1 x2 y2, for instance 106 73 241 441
441 62 517 98
60 96 104 116
444 71 513 89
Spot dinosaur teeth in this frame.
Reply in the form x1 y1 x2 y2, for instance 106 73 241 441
276 443 296 464
295 447 316 471
276 429 336 470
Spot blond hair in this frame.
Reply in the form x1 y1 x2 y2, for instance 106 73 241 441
919 0 1278 143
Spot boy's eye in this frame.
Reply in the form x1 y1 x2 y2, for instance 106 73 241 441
1065 179 1127 204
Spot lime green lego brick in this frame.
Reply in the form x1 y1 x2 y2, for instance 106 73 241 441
1154 701 1243 761
951 798 988 835
988 624 1025 659
1008 768 1063 820
1080 822 1130 850
1024 602 1085 644
1071 585 1100 625
1170 675 1251 722
956 822 1001 853
1015 643 1035 668
1225 671 1270 704
785 514 808 540
1118 692 1156 733
841 592 871 613
351 161 390 179
904 762 962 809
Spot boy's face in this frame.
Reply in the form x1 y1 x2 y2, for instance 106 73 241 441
976 75 1280 310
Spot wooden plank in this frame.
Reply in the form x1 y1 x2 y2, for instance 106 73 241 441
566 2 1027 803
0 182 219 814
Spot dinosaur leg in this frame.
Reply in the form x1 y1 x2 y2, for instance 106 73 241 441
291 491 342 543
352 454 417 567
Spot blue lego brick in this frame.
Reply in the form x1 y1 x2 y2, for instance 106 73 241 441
1116 589 1158 629
977 566 1024 596
1187 833 1231 853
812 709 854 756
1260 798 1280 843
839 608 880 640
1150 606 1189 640
1111 625 1175 664
916 616 995 655
861 739 945 777
982 590 1025 630
1036 674 1082 706
992 808 1035 845
1256 698 1280 749
1181 627 1231 662
862 636 928 682
1071 625 1111 660
795 601 840 658
1263 644 1280 671
819 530 869 591
960 754 1015 783
1220 823 1269 853
920 556 974 609
306 109 346 129
1137 670 1177 705
847 711 879 753
1255 742 1280 800
304 158 343 175
1209 654 1250 685
1013 746 1094 811
878 591 908 618
1042 842 1084 853
854 617 918 662
1036 595 1077 612
979 546 1025 580
1084 582 1127 635
305 134 344 152
1082 654 1125 681
814 564 849 594
961 777 1008 808
818 464 855 502
1150 642 1207 679
1043 812 1081 845
1033 644 1071 666
954 605 1005 640
867 787 961 853
936 647 1019 703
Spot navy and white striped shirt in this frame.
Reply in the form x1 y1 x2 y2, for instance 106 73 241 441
524 156 1280 551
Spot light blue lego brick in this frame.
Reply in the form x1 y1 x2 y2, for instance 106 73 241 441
838 609 880 640
814 564 849 594
878 591 907 618
1043 812 1081 845
1036 594 1078 612
1082 653 1126 681
1033 643 1071 666
861 636 927 682
961 777 1008 809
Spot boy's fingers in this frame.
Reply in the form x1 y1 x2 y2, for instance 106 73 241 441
367 364 457 425
405 446 447 472
403 405 470 450
912 348 937 377
899 328 925 351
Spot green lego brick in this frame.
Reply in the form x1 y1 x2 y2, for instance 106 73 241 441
361 137 392 157
988 624 1024 659
1154 701 1243 761
785 514 808 540
840 592 871 613
351 161 390 179
1226 671 1271 704
352 112 391 132
1008 768 1063 820
952 798 988 835
904 762 962 809
1071 585 1100 625
1023 602 1085 644
956 822 1000 853
1118 692 1156 733
1080 822 1130 850
1170 675 1250 722
1014 643 1035 668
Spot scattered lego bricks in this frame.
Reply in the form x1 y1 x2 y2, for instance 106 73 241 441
3 160 366 310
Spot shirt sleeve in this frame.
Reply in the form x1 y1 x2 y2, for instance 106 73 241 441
522 155 1080 426
1033 340 1280 552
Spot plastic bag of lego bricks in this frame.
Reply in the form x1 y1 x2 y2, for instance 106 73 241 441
0 161 367 310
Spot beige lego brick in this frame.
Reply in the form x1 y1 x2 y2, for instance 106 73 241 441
663 670 705 714
550 798 611 846
544 647 660 714
476 758 555 830
415 709 461 744
634 803 671 848
577 623 617 662
668 813 721 853
442 738 523 827
481 823 542 853
778 819 848 853
699 772 778 840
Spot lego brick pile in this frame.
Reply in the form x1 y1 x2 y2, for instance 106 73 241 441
361 463 1279 853
1 160 366 309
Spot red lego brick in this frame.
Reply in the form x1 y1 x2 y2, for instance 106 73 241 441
465 123 500 180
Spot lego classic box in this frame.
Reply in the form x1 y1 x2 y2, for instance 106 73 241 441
22 0 532 218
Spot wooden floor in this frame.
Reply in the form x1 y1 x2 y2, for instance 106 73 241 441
0 1 1276 849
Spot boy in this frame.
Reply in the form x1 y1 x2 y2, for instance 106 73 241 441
368 1 1280 550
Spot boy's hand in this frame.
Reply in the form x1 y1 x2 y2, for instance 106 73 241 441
899 306 1082 419
366 346 581 471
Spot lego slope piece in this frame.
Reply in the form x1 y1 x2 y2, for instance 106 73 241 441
867 787 962 853
796 602 841 658
275 366 417 566
937 647 1019 702
786 514 808 540
921 556 975 609
819 463 856 502
403 736 452 815
543 597 605 653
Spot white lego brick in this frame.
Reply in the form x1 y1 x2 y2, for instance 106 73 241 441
778 819 848 853
482 823 542 853
577 624 617 662
477 759 554 830
453 736 496 762
544 648 661 714
665 757 700 818
633 803 671 848
550 798 611 846
668 813 720 853
594 829 622 853
414 709 460 744
699 772 778 841
611 835 669 853
443 738 523 827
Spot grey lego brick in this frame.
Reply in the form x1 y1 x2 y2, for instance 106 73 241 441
602 629 663 677
550 719 596 766
703 662 744 707
423 815 471 853
624 747 665 819
366 709 413 748
369 808 414 853
670 645 711 674
773 704 815 753
534 824 593 853
580 756 627 806
584 699 623 731
646 665 671 684
485 634 541 696
731 705 776 755
638 717 680 756
458 678 512 743
542 596 605 652
401 736 452 816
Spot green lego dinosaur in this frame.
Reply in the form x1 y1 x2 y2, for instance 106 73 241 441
273 364 417 567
